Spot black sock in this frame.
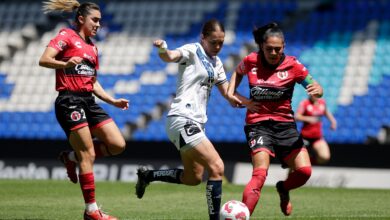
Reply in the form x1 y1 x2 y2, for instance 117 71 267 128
206 180 222 220
146 169 183 184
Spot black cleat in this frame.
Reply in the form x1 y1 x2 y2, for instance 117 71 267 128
276 181 292 216
135 166 150 199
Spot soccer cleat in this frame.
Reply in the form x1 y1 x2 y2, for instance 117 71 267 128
58 151 78 184
84 209 118 220
135 166 150 199
276 181 292 216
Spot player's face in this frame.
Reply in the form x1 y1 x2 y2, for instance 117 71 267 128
80 9 101 37
201 29 225 57
261 36 284 65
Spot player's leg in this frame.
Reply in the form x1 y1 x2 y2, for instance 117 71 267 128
311 139 331 164
91 121 126 157
242 151 270 215
181 138 223 220
277 148 312 216
70 127 118 220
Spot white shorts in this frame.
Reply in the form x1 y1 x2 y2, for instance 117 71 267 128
165 116 207 151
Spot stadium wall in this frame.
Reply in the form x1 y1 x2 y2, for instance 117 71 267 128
1 140 390 188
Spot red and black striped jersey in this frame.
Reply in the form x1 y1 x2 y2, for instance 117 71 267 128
236 52 308 124
48 28 99 92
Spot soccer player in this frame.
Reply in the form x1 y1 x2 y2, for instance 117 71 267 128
39 1 128 219
295 96 337 165
227 22 323 216
135 19 241 220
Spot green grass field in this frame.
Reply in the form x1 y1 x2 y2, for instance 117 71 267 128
1 180 389 220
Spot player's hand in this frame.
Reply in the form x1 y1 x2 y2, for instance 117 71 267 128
246 99 261 113
331 121 337 130
227 94 243 108
306 81 323 98
153 39 167 49
65 56 83 68
112 98 129 110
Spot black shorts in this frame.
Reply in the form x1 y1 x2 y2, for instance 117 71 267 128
244 120 305 168
55 91 112 137
302 137 322 148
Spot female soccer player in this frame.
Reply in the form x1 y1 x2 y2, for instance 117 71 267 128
39 1 128 219
296 96 337 165
227 22 323 216
135 19 240 220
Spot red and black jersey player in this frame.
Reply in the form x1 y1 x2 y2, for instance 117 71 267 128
227 22 323 217
39 1 128 219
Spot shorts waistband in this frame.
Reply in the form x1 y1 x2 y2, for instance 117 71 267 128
58 90 92 97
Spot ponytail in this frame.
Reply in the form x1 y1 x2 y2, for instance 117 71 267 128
42 0 80 14
252 22 284 45
42 0 100 27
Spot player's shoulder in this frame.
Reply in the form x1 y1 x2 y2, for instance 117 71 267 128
282 55 303 67
57 28 77 37
243 52 258 63
178 42 197 51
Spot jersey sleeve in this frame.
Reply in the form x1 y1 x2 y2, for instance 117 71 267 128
47 29 71 52
215 58 227 85
235 56 248 75
176 43 193 64
294 59 309 83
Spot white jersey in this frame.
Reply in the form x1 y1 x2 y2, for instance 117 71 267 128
167 43 227 123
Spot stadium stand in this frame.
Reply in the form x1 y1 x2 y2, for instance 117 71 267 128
0 0 390 144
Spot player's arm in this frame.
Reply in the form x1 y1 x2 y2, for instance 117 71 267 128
300 74 323 98
227 71 260 112
325 108 337 130
153 39 181 62
93 80 129 110
39 47 82 69
295 109 319 124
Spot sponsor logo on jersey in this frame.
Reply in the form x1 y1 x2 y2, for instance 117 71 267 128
250 86 284 100
251 67 258 74
75 63 95 76
75 41 82 48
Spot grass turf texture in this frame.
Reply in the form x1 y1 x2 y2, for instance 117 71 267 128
0 180 389 219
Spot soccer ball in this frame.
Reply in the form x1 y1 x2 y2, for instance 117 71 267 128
219 200 250 220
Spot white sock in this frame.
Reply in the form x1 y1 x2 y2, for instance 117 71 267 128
85 202 98 213
68 151 78 163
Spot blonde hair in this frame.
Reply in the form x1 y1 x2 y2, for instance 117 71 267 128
42 0 80 14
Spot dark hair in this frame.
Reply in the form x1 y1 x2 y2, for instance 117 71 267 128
252 22 284 45
201 19 225 37
74 2 100 26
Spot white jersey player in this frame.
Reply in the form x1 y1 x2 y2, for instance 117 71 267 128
135 19 241 220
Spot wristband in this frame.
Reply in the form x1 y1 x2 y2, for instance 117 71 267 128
158 40 168 53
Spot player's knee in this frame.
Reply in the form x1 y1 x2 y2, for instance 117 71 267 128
316 155 330 164
296 166 312 181
209 159 224 179
107 140 126 155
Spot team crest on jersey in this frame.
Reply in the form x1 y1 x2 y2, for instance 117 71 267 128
276 71 288 79
57 40 67 50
